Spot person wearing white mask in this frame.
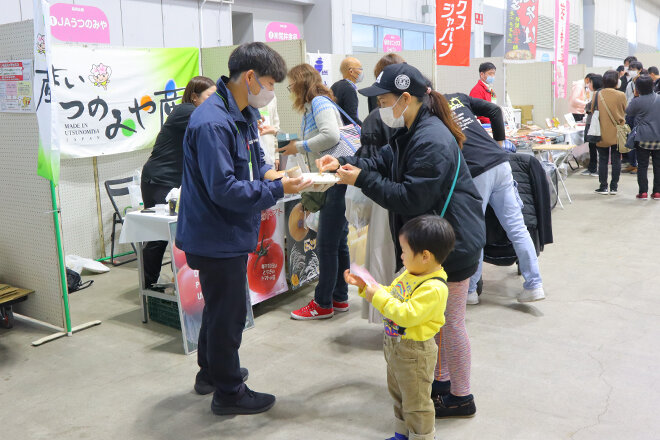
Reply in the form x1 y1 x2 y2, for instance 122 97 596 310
470 62 497 124
626 61 643 103
177 43 311 417
331 56 364 126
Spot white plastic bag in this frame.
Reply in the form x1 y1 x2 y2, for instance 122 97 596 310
66 255 110 274
127 169 143 210
305 211 319 232
345 186 372 229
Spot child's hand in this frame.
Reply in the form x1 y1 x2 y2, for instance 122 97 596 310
364 285 377 303
343 269 366 289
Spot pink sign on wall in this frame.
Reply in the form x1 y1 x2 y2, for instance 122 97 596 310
49 3 110 44
265 22 301 42
383 34 402 53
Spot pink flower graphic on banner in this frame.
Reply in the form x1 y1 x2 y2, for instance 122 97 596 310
89 63 112 90
36 34 45 55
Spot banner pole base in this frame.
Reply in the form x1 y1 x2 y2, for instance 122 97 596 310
31 320 102 346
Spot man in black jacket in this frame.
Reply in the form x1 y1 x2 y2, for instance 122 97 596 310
331 57 363 126
444 93 546 305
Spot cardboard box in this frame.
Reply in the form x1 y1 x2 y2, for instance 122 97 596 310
513 105 534 124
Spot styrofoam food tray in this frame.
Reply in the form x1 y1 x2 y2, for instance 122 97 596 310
299 172 340 193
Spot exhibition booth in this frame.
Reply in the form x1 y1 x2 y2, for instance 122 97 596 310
2 9 658 353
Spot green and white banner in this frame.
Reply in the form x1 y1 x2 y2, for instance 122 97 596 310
47 44 199 158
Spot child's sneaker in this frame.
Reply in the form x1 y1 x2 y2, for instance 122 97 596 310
636 193 648 200
332 300 349 312
290 300 334 320
466 291 479 305
518 287 546 303
652 192 660 200
435 393 476 418
385 434 408 440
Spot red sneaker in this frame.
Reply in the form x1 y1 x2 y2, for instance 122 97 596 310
290 300 334 320
332 300 349 313
653 193 660 200
636 193 648 200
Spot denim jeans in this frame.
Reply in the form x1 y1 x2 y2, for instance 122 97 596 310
314 184 350 308
636 147 660 194
468 162 542 293
598 145 621 190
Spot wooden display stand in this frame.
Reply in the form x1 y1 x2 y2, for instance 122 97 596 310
0 284 34 329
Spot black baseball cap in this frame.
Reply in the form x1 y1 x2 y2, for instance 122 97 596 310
359 63 431 97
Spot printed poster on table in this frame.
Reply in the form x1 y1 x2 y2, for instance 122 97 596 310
554 0 570 99
248 203 288 305
307 53 333 87
504 0 538 63
42 43 198 159
435 0 472 66
0 60 33 113
284 198 319 289
169 222 254 355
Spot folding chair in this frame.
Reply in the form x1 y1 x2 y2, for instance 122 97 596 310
104 177 138 266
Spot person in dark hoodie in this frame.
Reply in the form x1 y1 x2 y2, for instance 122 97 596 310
176 43 311 417
317 63 485 419
443 92 545 307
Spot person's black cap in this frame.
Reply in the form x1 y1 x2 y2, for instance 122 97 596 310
359 63 430 97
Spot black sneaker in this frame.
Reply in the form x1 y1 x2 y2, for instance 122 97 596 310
211 386 276 416
609 188 618 195
194 368 249 395
594 187 609 195
431 380 451 400
434 393 476 418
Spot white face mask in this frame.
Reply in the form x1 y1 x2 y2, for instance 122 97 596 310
379 95 408 128
629 70 638 80
356 71 364 83
246 74 275 109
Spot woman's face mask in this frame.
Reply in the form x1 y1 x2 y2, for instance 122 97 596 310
246 74 275 109
379 95 408 128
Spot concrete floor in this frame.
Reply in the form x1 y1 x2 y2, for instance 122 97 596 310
2 171 660 439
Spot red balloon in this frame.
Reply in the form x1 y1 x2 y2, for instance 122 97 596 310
177 265 204 316
172 243 187 269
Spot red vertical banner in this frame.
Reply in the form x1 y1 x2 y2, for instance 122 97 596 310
436 0 472 66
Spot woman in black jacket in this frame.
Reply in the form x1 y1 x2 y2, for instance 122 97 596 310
318 63 485 418
140 76 215 289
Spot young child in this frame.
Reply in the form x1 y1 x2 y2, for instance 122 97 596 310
345 215 454 440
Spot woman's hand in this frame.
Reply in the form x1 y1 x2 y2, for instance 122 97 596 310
344 269 366 289
277 141 298 156
316 155 340 173
259 124 278 136
336 164 361 186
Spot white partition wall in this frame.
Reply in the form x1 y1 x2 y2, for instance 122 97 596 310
507 62 554 126
0 20 65 328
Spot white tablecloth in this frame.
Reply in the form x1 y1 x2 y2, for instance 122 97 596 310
119 211 177 243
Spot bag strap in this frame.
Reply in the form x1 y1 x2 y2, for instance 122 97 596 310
319 96 362 133
411 276 448 294
590 91 599 112
439 149 461 218
599 92 619 126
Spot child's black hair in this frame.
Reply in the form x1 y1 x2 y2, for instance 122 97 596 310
228 42 287 82
399 215 455 264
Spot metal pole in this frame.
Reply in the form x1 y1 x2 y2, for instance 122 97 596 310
50 181 72 335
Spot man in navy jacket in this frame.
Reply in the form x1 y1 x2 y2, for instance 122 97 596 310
176 43 310 416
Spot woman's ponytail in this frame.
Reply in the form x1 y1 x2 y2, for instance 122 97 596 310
426 90 465 149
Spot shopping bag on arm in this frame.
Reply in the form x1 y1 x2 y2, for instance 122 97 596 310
585 91 602 144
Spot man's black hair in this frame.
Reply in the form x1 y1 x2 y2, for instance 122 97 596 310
630 61 643 71
624 56 638 64
590 74 604 90
636 75 654 95
616 65 625 73
479 62 496 74
228 42 287 82
648 66 659 76
399 215 455 264
603 70 619 89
